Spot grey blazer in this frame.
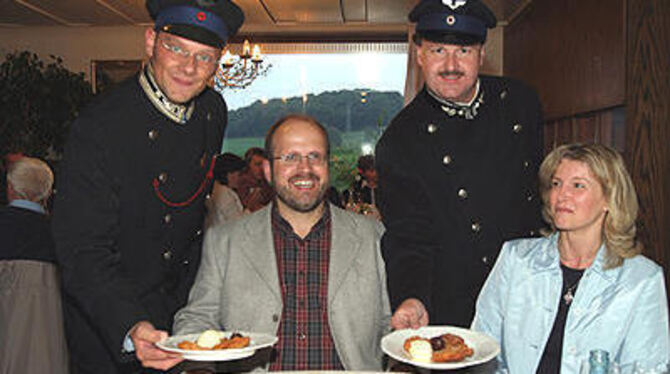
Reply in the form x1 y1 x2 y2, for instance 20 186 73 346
173 204 391 371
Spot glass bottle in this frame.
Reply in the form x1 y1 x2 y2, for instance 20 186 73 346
588 349 610 374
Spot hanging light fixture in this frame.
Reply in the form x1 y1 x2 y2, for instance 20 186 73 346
213 39 271 91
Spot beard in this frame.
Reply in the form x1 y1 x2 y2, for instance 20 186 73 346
274 172 328 213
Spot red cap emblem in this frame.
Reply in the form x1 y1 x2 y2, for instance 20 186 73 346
196 12 206 22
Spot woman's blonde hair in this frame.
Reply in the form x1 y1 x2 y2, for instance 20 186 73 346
538 143 642 268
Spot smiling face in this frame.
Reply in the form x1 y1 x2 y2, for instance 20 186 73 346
416 40 484 103
549 159 609 236
264 119 329 214
144 29 220 104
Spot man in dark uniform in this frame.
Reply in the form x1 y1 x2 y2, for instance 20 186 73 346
52 1 243 373
376 0 544 329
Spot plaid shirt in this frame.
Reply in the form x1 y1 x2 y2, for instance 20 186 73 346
269 204 344 371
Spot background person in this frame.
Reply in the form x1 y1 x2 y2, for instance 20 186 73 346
0 156 68 374
344 155 380 218
472 143 669 373
136 114 391 372
51 1 244 372
343 154 378 206
205 152 247 227
376 0 544 329
237 146 274 212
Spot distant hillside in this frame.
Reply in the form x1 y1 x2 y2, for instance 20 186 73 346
226 89 404 142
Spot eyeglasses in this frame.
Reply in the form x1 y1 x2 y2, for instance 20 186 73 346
159 38 218 65
273 152 327 166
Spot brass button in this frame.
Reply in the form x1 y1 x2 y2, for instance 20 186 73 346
148 129 159 141
205 193 211 200
162 250 173 261
513 124 523 133
182 259 189 266
500 90 507 100
207 112 212 121
527 193 534 202
458 188 468 199
158 172 168 184
427 124 437 134
163 214 172 224
482 256 489 264
523 160 530 168
442 155 453 165
195 229 203 237
471 221 481 233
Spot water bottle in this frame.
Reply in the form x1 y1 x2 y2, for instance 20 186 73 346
588 349 610 374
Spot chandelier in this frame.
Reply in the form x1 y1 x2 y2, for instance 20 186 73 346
213 40 271 91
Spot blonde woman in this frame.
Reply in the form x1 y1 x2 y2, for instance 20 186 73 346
472 143 669 373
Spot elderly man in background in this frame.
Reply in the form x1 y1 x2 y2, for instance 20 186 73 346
376 0 544 330
0 156 68 374
137 114 391 372
52 0 244 372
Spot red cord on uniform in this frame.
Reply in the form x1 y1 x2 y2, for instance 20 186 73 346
153 155 216 208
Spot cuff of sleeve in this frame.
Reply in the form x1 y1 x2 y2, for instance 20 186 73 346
123 332 135 353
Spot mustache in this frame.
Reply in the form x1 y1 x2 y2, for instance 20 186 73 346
438 70 465 78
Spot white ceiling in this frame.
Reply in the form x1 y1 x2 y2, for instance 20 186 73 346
0 0 529 41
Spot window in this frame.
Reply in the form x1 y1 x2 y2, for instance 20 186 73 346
220 42 408 191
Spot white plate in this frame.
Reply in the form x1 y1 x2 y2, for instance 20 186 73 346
381 326 500 370
156 331 278 362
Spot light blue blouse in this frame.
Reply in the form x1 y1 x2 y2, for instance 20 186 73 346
472 233 669 373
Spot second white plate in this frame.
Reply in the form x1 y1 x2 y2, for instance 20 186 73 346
381 326 500 370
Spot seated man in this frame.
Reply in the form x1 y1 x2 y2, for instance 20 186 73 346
136 114 391 372
0 156 68 374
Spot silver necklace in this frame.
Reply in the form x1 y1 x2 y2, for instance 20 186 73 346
563 280 580 305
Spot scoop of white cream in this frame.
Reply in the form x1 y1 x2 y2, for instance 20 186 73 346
408 339 433 363
196 330 225 349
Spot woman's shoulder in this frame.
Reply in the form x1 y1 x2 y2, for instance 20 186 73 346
617 254 665 285
502 235 555 259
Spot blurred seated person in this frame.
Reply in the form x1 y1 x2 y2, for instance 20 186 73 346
135 114 390 372
237 147 274 212
205 153 247 228
472 143 669 373
344 155 380 218
0 156 68 374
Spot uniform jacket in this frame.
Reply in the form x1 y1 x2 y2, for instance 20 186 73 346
472 234 670 373
376 76 544 327
52 74 227 373
173 204 392 371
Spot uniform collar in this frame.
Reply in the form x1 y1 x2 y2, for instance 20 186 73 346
139 63 195 124
9 199 46 214
426 79 484 120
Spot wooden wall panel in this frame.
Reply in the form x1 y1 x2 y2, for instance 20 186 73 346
543 107 625 153
504 0 625 120
626 0 670 283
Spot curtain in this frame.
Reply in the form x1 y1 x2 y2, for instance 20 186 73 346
403 24 423 106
